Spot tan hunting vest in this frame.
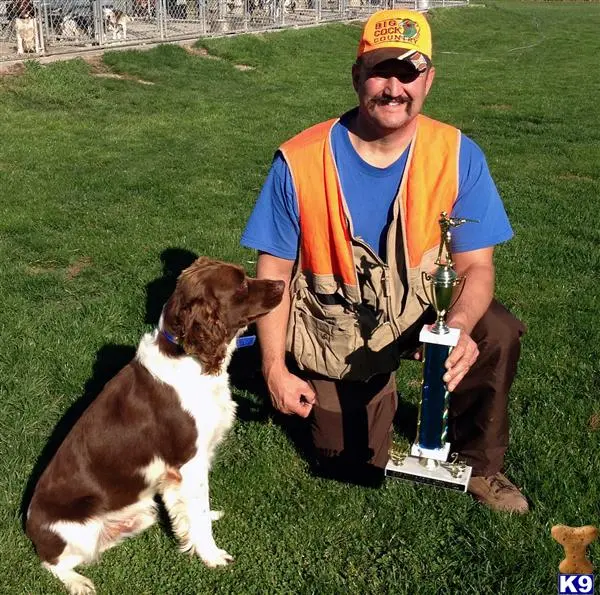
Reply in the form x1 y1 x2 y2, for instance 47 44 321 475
280 114 461 380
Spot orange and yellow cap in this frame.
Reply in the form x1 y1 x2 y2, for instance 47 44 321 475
357 9 433 69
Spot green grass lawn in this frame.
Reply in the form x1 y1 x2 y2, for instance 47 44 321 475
1 1 599 593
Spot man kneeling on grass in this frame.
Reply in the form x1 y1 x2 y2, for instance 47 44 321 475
241 9 528 513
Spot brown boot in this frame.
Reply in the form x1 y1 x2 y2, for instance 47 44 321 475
468 472 529 514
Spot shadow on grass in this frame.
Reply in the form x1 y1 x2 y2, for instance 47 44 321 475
229 343 419 489
145 247 198 325
228 338 316 458
20 343 137 530
393 400 418 445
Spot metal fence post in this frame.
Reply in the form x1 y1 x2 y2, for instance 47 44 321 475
94 0 105 46
157 0 166 39
41 0 50 51
33 0 46 54
200 0 207 34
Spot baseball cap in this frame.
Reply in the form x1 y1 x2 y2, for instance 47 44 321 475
357 9 432 71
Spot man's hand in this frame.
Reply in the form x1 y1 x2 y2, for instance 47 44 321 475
442 331 479 392
412 332 478 391
264 365 316 418
439 246 494 392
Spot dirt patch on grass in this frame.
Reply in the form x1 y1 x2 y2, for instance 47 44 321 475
93 72 155 85
66 256 92 280
25 263 59 275
25 256 92 278
0 62 26 77
589 413 600 431
184 46 220 59
184 45 254 70
85 55 155 85
558 173 594 182
86 56 111 73
486 104 512 111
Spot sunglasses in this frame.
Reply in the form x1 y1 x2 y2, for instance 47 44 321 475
367 60 427 84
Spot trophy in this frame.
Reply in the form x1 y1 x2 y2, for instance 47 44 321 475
385 212 477 491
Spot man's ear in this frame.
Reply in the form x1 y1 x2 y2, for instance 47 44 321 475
424 65 436 96
352 62 361 93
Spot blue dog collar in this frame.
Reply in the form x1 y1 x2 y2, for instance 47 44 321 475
161 329 179 346
236 335 256 348
161 329 256 349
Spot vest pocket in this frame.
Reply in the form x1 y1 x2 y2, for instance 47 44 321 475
289 294 403 380
293 308 359 379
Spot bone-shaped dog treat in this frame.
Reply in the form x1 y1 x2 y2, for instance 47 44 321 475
551 524 598 574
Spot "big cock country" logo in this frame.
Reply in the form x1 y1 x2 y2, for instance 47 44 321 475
372 18 420 46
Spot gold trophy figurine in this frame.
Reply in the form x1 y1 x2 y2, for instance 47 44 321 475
424 212 480 335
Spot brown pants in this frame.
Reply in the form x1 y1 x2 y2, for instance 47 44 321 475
303 300 525 481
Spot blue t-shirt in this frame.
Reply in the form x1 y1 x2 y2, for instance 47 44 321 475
241 115 513 261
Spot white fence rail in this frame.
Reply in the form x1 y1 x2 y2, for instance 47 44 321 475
1 0 467 62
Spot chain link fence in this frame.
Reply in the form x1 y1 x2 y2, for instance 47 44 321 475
1 0 467 62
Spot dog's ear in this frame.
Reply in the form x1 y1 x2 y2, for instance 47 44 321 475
191 256 212 270
182 293 228 375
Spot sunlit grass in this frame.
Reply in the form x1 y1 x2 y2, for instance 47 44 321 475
0 2 599 592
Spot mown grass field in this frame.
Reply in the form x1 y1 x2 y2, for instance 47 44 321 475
1 1 599 593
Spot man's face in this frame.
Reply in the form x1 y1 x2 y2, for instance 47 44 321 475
352 57 435 134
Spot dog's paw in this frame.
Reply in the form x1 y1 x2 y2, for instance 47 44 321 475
209 510 224 521
199 547 234 568
64 573 96 595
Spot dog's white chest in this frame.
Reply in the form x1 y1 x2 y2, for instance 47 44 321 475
180 378 236 437
136 334 237 447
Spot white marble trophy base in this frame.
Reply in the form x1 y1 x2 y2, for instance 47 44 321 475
385 451 473 491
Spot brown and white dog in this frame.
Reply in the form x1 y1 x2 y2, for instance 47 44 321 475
25 257 284 595
13 0 40 54
103 7 130 41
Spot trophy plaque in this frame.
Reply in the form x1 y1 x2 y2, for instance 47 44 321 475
385 212 477 491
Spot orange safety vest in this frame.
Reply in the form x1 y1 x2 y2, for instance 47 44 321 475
280 114 461 380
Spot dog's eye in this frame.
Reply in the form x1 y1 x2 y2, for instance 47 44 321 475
235 280 248 296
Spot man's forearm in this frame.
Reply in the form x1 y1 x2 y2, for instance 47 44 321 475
255 254 315 416
446 262 495 335
256 291 291 375
256 254 294 375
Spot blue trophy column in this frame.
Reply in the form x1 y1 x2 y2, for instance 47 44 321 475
418 343 451 450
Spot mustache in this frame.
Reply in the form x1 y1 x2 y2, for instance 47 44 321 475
371 94 411 106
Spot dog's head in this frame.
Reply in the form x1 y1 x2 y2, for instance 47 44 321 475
161 256 284 374
11 0 34 18
103 7 127 25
